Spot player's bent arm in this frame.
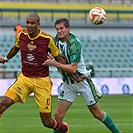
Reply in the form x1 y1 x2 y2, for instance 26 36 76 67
53 54 86 82
54 55 77 73
69 74 86 82
0 45 19 63
53 61 78 74
45 54 85 82
54 54 66 64
43 57 78 74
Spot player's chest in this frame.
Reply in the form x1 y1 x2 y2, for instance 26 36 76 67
19 37 49 52
58 41 70 55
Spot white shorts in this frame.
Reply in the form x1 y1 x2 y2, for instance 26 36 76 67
58 77 102 106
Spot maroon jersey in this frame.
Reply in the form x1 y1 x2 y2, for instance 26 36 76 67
15 29 59 78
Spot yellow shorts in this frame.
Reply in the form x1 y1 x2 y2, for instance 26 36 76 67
4 72 53 113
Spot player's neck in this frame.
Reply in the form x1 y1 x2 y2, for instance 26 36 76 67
29 29 40 38
60 34 69 42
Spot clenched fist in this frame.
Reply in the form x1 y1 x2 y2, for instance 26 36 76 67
0 56 5 64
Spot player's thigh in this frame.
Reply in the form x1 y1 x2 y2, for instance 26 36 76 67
34 77 52 113
80 79 102 106
4 73 32 103
58 83 77 102
0 96 14 112
4 90 20 103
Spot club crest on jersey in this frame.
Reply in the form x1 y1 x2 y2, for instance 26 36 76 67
27 41 37 51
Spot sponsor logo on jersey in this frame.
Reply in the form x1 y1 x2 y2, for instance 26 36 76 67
27 53 35 61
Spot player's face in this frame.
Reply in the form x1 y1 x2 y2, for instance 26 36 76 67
26 17 40 37
55 22 70 41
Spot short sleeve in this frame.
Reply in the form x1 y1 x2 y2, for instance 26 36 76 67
48 37 59 57
14 32 21 48
69 38 81 63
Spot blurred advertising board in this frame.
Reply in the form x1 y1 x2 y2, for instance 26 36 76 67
0 78 133 97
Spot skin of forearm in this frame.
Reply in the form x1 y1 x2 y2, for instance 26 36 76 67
6 46 19 59
50 55 85 82
53 61 77 74
54 54 80 81
69 73 78 81
54 54 66 64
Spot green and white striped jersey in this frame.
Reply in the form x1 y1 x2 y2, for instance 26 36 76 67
54 33 90 84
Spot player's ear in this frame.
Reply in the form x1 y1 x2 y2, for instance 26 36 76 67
67 27 70 32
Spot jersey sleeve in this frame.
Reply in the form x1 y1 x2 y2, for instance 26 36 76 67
69 38 81 63
48 37 59 57
14 32 21 48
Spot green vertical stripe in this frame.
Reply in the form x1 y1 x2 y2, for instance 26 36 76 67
86 76 102 102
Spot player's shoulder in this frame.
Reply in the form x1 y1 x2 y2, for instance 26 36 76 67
16 28 28 37
15 29 26 39
69 33 81 45
40 29 53 39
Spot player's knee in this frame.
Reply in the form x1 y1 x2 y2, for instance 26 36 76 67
93 112 104 120
43 122 52 128
0 97 15 115
0 101 2 108
93 113 100 119
0 101 2 106
42 120 52 128
0 101 3 109
0 101 3 114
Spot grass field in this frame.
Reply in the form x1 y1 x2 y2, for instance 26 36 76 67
0 95 132 133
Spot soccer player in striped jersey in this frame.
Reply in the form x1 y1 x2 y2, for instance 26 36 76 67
0 13 69 133
43 18 123 133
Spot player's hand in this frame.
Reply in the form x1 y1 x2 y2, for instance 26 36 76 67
42 54 54 66
74 75 86 82
0 56 5 64
47 54 53 60
42 58 55 66
70 74 86 83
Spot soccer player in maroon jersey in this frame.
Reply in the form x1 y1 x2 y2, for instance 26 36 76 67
0 13 69 133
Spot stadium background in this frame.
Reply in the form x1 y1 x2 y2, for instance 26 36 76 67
0 0 133 93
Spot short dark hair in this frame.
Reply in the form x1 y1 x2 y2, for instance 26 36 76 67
54 18 70 28
27 12 40 23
